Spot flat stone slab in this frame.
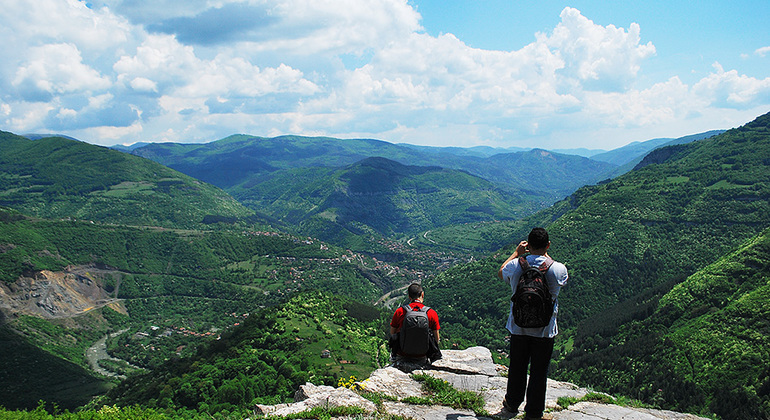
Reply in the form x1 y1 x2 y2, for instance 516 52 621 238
381 401 491 420
553 402 710 420
430 346 499 376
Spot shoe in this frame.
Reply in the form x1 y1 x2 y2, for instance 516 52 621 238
502 396 518 413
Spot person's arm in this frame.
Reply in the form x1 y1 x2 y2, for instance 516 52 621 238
497 241 528 280
432 330 440 342
390 326 398 335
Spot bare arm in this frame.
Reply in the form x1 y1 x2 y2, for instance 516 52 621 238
497 241 528 280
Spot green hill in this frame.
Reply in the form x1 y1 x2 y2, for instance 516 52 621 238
424 112 770 417
0 131 252 229
105 291 387 415
230 157 537 246
556 228 770 419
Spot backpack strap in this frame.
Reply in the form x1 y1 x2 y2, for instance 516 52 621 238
538 257 554 273
518 256 530 270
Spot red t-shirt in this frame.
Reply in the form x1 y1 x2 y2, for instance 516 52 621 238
390 301 440 332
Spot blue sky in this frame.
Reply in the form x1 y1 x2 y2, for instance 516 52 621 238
1 0 768 150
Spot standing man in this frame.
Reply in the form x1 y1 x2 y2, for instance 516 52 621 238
389 283 441 371
498 227 568 419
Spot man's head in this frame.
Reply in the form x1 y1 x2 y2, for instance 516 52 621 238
407 283 424 301
528 227 550 251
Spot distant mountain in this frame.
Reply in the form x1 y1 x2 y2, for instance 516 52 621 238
110 142 151 152
231 156 538 246
477 149 615 197
425 112 770 418
125 134 616 221
0 131 253 228
591 130 725 178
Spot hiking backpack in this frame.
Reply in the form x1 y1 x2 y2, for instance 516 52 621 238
398 304 431 356
511 256 554 328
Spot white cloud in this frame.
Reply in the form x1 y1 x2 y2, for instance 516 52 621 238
693 63 770 108
12 43 112 99
544 8 656 92
0 1 768 148
756 46 770 57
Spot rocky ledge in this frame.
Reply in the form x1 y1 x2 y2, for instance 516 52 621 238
256 346 708 420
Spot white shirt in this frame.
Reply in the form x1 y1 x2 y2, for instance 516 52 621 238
501 254 569 338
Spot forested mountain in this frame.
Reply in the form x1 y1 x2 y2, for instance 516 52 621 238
591 130 725 179
424 112 770 419
0 131 252 229
229 156 540 247
126 134 616 211
557 227 770 419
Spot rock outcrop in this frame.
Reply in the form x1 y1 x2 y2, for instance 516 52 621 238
256 346 709 420
0 266 125 319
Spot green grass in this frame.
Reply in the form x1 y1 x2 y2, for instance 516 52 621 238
408 374 487 415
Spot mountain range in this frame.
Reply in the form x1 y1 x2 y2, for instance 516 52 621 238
0 114 766 419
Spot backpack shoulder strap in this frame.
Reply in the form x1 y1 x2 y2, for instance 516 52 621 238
420 305 430 313
538 257 554 273
518 256 530 270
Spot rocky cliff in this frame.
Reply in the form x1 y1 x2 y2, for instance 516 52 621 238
257 346 709 420
0 266 126 320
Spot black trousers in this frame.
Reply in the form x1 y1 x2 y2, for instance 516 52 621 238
505 334 555 417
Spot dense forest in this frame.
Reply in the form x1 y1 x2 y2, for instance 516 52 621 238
425 113 770 418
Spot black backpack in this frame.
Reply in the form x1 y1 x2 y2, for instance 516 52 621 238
511 256 554 328
399 304 431 356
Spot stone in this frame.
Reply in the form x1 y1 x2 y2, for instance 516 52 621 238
381 401 490 420
429 346 499 376
257 383 376 417
356 366 423 399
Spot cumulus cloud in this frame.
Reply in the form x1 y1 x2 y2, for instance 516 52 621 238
0 1 768 148
12 43 112 101
755 46 770 57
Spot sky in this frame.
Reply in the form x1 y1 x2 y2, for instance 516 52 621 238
1 0 769 150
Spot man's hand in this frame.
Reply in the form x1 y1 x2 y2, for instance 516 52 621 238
515 241 528 256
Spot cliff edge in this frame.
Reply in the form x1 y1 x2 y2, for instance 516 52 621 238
256 346 709 420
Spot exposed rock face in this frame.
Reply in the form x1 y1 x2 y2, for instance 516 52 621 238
255 346 710 420
0 267 125 319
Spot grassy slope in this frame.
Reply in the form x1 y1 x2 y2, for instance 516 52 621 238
106 291 388 414
0 132 252 229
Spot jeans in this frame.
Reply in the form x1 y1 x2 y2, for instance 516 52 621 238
505 334 554 418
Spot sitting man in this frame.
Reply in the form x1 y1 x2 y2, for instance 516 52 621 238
389 283 441 372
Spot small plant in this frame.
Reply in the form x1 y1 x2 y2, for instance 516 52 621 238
275 405 367 420
337 375 363 391
408 374 487 416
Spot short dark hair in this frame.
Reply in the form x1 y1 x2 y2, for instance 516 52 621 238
528 227 549 250
407 283 423 300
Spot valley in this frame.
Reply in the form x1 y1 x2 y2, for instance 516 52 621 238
0 116 767 419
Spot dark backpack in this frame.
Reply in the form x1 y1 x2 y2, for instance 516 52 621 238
511 256 554 328
399 304 431 356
